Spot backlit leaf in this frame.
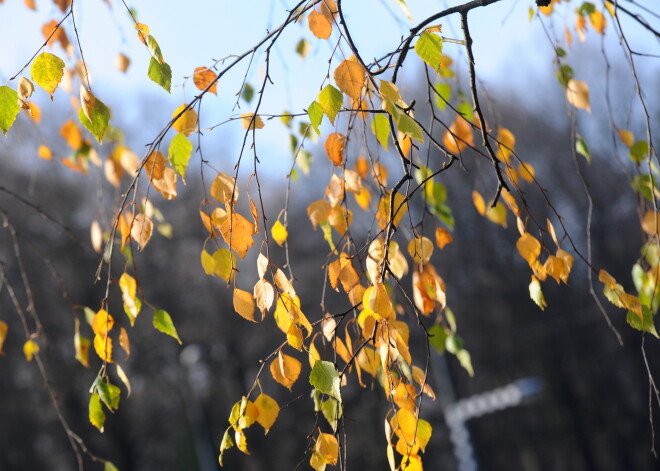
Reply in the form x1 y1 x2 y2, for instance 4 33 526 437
94 377 121 411
618 129 634 147
130 213 153 250
254 393 279 433
23 339 39 361
240 113 264 130
220 212 255 258
372 113 390 150
407 235 434 264
576 135 590 163
314 433 339 466
529 275 547 310
74 318 90 367
308 100 323 135
92 309 115 337
0 86 20 135
79 87 111 143
153 309 182 344
201 248 235 281
443 116 473 154
589 9 606 34
318 84 343 125
324 132 345 166
271 220 288 246
415 31 443 72
270 351 302 390
168 132 193 178
435 227 453 249
210 173 238 203
119 273 141 326
233 288 256 322
93 334 113 363
30 52 65 98
188 66 215 95
566 79 590 112
517 232 541 267
172 105 198 136
309 360 342 402
308 9 332 39
89 392 106 432
334 59 365 101
148 57 172 93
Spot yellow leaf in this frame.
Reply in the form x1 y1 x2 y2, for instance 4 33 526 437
641 210 660 236
233 288 256 322
240 113 264 130
599 269 617 290
60 120 82 150
435 227 453 249
210 173 238 203
271 220 288 246
254 393 279 434
92 309 115 337
376 191 406 230
308 9 332 40
315 433 339 465
472 190 486 216
556 249 574 283
119 326 130 360
93 334 113 363
220 212 255 258
270 350 302 390
443 116 473 154
308 199 331 228
486 202 507 227
543 255 566 283
605 1 616 17
23 339 39 361
502 191 520 216
325 132 346 166
364 282 395 319
38 144 52 160
172 104 198 136
566 79 590 112
589 10 606 35
497 126 515 165
193 67 217 94
407 235 434 264
134 22 150 44
274 268 296 298
390 408 417 444
334 59 365 101
119 273 141 326
373 162 388 186
393 382 417 412
618 129 634 147
516 232 541 267
518 162 535 184
131 213 153 250
0 320 7 355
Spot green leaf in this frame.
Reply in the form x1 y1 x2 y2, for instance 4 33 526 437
556 65 574 89
309 360 342 402
320 221 336 251
631 174 657 202
30 52 65 97
79 100 111 143
626 305 658 337
576 135 590 164
241 83 254 103
630 140 649 163
396 113 424 143
414 31 443 72
428 324 448 353
555 47 567 57
433 203 454 229
456 349 474 377
371 113 390 151
89 392 106 432
219 428 234 466
0 86 20 136
104 462 119 471
434 83 451 110
168 132 193 178
94 377 121 411
146 35 164 64
297 150 312 175
317 84 343 125
578 1 596 15
148 57 172 93
529 277 547 310
308 100 323 135
457 101 474 124
320 398 342 432
295 38 310 58
201 248 235 281
153 309 182 344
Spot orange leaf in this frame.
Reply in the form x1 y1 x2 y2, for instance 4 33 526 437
308 9 332 40
435 227 453 249
193 67 217 94
443 116 473 154
0 320 8 355
60 120 82 150
92 309 114 337
220 212 255 258
270 351 302 390
334 59 365 101
325 132 346 166
516 232 541 267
